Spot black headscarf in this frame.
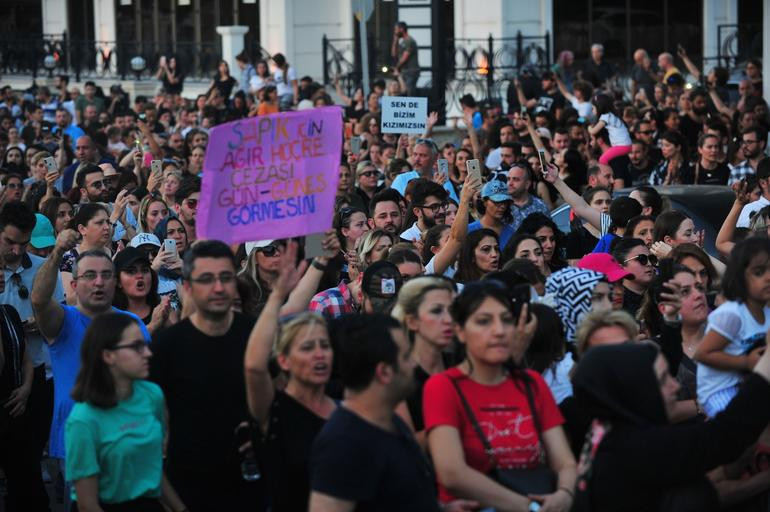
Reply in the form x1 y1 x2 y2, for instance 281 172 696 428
573 343 668 427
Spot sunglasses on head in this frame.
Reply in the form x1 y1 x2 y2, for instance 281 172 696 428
10 273 28 299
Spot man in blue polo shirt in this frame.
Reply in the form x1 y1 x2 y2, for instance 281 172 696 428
32 229 149 509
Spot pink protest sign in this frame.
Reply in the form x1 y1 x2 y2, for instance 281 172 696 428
197 106 343 244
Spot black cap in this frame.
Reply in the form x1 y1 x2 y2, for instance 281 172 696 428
362 261 403 314
113 247 150 273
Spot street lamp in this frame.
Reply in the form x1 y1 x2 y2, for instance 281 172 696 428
130 56 146 80
43 54 57 78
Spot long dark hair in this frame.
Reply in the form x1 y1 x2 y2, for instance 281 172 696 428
69 202 108 231
638 260 694 337
112 266 161 312
71 313 140 408
450 281 533 387
422 224 450 264
272 53 289 83
723 237 770 302
456 228 499 283
526 303 566 376
515 213 567 269
653 210 689 244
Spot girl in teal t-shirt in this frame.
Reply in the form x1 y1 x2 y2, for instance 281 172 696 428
65 313 187 512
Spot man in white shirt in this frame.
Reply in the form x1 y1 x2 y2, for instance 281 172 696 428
738 159 770 227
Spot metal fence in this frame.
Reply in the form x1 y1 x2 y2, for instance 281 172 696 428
0 33 271 82
322 31 551 106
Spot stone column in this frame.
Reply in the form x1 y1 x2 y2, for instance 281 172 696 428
216 25 250 78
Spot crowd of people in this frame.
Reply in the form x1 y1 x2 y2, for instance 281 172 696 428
2 24 770 512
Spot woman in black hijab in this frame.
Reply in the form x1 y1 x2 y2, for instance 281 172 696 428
572 342 770 511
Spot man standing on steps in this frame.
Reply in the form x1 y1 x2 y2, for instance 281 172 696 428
391 21 420 96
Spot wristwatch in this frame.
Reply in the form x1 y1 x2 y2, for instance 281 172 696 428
311 258 328 271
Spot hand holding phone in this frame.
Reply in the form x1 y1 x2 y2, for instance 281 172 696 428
151 159 163 178
163 238 177 256
437 159 449 180
466 159 482 183
43 156 58 175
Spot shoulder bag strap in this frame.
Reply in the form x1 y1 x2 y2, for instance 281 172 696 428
521 374 547 464
447 375 498 469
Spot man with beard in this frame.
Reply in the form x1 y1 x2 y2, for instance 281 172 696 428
498 142 520 171
632 119 662 163
368 189 404 236
31 231 150 510
150 240 264 511
309 314 442 511
507 161 549 231
173 179 200 242
76 164 110 204
729 125 767 185
586 163 616 191
400 180 448 242
627 140 657 186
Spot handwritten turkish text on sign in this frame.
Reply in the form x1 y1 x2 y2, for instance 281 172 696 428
381 96 427 134
197 106 343 244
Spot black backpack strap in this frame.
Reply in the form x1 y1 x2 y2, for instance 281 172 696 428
447 375 498 469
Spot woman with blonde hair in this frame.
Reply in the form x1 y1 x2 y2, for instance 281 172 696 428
160 170 183 209
137 195 169 234
355 229 395 273
392 276 457 440
245 243 336 511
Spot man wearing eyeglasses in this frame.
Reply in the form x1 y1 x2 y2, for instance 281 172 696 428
150 240 265 510
0 203 65 483
728 125 767 186
400 180 448 242
632 120 662 163
31 229 150 510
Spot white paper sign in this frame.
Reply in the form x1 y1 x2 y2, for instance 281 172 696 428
381 96 428 134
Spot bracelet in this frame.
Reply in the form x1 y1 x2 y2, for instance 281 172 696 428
311 258 328 271
558 486 574 499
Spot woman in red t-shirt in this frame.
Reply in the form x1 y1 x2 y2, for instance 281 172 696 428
424 281 577 511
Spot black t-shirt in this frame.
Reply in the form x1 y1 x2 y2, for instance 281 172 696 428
627 160 657 187
310 407 439 512
406 353 456 432
213 75 237 100
608 154 632 186
565 226 600 260
680 161 730 185
623 287 644 318
149 312 255 473
257 391 327 512
534 91 565 115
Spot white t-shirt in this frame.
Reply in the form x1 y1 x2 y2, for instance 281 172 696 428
737 196 770 228
570 98 594 121
400 222 422 242
425 254 456 279
599 113 632 146
485 147 502 170
249 75 272 94
697 300 770 408
542 352 574 405
274 67 297 97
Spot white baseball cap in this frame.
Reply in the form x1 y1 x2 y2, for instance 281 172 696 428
129 232 161 248
244 239 275 255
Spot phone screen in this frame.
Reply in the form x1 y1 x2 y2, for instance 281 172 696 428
510 283 531 320
437 159 449 179
537 149 547 171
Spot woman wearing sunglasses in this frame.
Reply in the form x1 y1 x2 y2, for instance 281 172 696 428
354 160 383 212
239 239 287 312
611 238 658 318
66 313 186 512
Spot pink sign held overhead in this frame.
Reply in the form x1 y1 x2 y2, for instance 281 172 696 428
197 106 344 244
